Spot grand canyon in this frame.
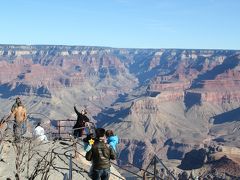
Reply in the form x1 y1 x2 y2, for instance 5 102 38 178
1 45 240 177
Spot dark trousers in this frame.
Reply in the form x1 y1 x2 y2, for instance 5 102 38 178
91 168 110 180
13 122 22 142
73 128 84 138
13 121 26 142
73 123 85 138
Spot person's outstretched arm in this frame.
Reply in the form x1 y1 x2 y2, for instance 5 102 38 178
5 111 14 122
74 105 81 116
11 103 17 112
83 115 90 122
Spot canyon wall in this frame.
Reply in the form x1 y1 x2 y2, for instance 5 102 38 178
1 45 240 167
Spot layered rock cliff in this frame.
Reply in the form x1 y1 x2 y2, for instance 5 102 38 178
0 45 240 168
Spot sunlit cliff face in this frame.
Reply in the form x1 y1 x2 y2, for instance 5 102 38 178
0 45 240 167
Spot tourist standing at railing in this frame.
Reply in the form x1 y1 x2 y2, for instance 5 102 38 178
73 105 90 138
86 128 116 180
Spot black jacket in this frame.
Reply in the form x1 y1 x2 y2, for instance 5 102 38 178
85 139 116 170
73 106 89 127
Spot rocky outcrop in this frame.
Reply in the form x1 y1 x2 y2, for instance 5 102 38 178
0 45 137 102
149 81 190 92
185 90 240 105
164 139 194 160
184 67 240 105
1 46 240 103
0 139 124 180
0 82 51 98
1 45 240 169
179 148 207 170
212 155 240 177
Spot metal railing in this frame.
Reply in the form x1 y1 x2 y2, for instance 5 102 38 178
63 153 73 180
143 155 176 180
27 112 95 140
50 119 96 140
74 140 176 180
11 113 177 180
49 119 176 180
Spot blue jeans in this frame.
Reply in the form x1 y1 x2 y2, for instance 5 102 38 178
91 168 110 180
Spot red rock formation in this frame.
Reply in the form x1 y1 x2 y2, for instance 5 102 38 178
1 45 240 169
149 81 190 91
186 90 240 104
212 156 240 177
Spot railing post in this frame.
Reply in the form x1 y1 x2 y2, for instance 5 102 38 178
155 156 177 180
69 154 72 180
154 156 157 180
58 121 61 139
143 171 146 180
0 143 3 161
74 139 77 158
63 173 68 180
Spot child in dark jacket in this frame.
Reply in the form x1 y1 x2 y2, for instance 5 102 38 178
105 130 119 152
83 133 95 177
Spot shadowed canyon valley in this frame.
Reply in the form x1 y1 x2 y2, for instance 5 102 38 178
1 45 240 173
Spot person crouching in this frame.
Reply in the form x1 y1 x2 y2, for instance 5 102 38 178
33 122 48 142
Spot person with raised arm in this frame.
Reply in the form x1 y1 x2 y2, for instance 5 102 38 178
73 104 90 138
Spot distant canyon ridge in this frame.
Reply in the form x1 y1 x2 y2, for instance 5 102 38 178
0 45 240 168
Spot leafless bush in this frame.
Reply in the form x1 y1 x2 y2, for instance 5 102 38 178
12 139 57 180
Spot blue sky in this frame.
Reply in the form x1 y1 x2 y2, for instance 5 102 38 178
0 0 239 49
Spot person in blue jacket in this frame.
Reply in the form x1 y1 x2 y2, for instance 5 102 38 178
105 129 119 152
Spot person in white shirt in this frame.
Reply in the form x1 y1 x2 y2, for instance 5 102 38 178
34 122 48 142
